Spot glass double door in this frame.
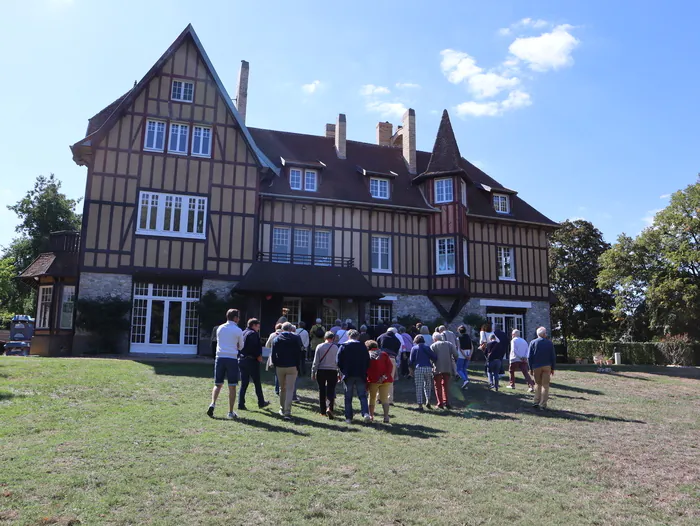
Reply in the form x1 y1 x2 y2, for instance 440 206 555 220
487 313 524 337
147 300 184 346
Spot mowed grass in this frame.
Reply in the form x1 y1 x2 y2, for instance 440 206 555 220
0 358 698 526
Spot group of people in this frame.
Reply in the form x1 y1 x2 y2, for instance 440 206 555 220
206 311 557 423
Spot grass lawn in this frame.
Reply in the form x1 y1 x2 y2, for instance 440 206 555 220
1 358 699 525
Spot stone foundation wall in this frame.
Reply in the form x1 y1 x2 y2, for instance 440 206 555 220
202 279 235 300
524 300 551 340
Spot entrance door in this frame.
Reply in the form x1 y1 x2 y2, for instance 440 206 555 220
487 313 524 336
130 283 200 354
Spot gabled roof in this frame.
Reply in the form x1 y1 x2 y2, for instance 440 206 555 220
415 109 465 182
70 24 277 174
18 252 79 286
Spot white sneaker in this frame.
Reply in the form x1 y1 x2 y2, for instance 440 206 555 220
528 387 534 393
363 414 372 422
461 381 469 389
227 411 238 419
506 385 515 389
345 418 352 424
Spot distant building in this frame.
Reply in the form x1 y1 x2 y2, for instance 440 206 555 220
21 25 557 356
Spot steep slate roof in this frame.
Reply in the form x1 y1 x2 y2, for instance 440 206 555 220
234 262 381 298
250 114 558 227
70 24 278 174
85 91 131 136
250 128 436 211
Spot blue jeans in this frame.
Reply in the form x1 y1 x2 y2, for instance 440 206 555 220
488 359 502 389
456 358 470 383
343 376 369 419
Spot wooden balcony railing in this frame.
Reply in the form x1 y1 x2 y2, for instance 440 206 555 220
257 252 355 268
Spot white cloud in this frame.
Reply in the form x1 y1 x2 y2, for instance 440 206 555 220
498 27 511 36
395 82 421 89
468 72 520 99
508 24 580 72
359 84 390 96
440 49 483 84
365 100 408 119
519 18 549 29
301 80 322 94
659 193 671 199
455 89 531 117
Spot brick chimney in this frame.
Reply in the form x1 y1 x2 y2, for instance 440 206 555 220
402 109 416 174
235 60 249 124
376 121 393 146
335 114 346 159
325 123 336 139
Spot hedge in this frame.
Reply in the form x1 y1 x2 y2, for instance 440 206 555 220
567 340 663 365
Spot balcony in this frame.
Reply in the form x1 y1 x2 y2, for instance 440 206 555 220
256 252 355 268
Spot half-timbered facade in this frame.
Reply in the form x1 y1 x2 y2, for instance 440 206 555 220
22 24 557 355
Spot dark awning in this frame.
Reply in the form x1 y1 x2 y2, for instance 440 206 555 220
18 252 79 288
235 262 382 299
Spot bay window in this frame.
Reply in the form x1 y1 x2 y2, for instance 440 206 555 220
435 178 454 204
436 237 456 274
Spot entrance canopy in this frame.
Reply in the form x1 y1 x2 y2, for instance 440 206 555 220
235 262 381 299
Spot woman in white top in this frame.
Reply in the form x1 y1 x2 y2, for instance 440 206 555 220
336 322 350 344
311 332 340 418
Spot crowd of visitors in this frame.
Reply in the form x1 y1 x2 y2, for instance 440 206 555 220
207 311 558 423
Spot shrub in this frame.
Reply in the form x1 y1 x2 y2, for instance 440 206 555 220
463 313 488 330
196 291 232 336
659 334 694 366
396 314 421 330
75 297 131 354
567 340 661 365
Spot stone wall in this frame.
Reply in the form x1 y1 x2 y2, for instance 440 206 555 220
524 300 551 341
202 279 235 300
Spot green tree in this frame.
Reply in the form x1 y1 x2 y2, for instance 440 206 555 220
7 174 82 257
549 219 613 343
599 180 700 339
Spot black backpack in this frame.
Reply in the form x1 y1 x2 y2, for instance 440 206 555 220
314 326 325 339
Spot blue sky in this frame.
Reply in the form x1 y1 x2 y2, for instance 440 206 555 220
1 0 698 250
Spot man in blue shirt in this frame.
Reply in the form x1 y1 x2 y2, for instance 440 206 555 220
337 330 371 423
528 327 557 410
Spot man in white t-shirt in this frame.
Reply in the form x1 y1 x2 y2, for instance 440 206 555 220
207 309 244 419
507 329 534 391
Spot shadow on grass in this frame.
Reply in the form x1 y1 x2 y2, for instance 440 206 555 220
374 421 447 438
0 392 23 402
137 360 212 379
534 408 646 424
548 382 603 395
210 415 309 436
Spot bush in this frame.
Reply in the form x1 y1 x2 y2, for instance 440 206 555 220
396 314 421 330
567 340 661 365
75 297 131 354
196 291 232 336
659 334 694 366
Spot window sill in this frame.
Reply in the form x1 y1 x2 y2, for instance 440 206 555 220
144 147 165 153
192 153 212 159
171 98 193 104
436 270 456 275
135 229 206 240
372 269 392 274
371 196 390 200
435 200 453 205
498 277 516 281
167 150 188 156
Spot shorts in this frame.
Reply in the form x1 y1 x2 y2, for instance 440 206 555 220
214 357 240 386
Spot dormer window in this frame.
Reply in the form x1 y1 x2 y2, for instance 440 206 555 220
493 193 510 214
171 80 194 102
434 178 454 204
304 170 317 191
370 178 390 199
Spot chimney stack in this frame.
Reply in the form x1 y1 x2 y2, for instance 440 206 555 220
335 114 346 159
325 123 336 139
402 109 416 174
376 121 393 146
235 60 249 124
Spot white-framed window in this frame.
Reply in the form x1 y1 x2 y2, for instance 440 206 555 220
487 313 523 336
144 120 166 152
314 230 331 266
460 179 467 207
462 239 469 276
171 80 194 102
282 297 302 325
493 194 510 214
370 303 391 326
137 191 207 239
130 283 200 353
436 237 456 274
37 285 53 329
371 235 391 272
434 178 454 204
290 168 302 190
370 178 390 199
293 228 311 264
304 170 317 191
272 227 291 262
192 126 212 157
59 285 76 330
497 246 515 280
168 123 189 154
